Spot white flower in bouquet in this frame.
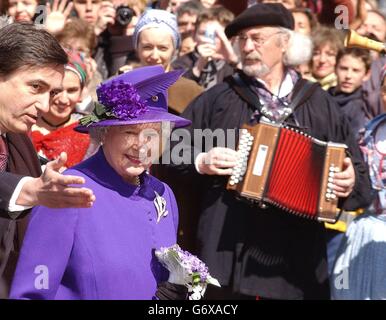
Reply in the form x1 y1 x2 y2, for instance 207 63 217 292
155 244 220 300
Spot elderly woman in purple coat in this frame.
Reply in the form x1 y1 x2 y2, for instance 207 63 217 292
10 65 192 300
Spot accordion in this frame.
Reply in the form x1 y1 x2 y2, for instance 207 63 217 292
226 121 347 223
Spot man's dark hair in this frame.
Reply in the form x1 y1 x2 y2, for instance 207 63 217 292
0 22 68 76
336 47 372 73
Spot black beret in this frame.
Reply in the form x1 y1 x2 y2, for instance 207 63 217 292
225 3 295 38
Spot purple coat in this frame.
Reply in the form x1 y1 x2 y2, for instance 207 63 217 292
10 149 179 299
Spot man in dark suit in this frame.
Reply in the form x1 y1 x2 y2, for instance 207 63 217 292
0 22 96 297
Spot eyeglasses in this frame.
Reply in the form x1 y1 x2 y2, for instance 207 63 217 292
237 31 282 47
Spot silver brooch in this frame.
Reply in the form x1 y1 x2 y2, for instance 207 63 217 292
154 191 168 223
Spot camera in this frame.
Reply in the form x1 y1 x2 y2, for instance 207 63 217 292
204 27 216 45
115 5 134 27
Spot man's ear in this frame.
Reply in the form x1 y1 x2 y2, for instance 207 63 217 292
363 69 371 82
279 32 290 52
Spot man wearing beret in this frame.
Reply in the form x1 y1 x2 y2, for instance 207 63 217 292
172 3 372 299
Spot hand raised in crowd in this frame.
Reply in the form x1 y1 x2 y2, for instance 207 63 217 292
18 152 95 208
193 42 217 77
45 0 74 35
351 0 367 31
197 42 217 60
124 7 141 37
196 147 239 176
83 55 97 81
214 26 239 66
331 157 356 198
194 22 239 77
94 1 116 36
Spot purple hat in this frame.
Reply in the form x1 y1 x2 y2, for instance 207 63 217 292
76 65 191 132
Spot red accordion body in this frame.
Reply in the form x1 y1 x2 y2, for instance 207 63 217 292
226 121 347 222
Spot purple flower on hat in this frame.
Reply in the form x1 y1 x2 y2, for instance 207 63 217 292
97 80 148 120
76 66 192 131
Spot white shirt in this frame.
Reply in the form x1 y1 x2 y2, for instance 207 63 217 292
0 131 33 218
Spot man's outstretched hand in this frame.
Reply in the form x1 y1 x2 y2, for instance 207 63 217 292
18 152 95 208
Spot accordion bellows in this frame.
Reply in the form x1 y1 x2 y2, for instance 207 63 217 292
227 121 347 222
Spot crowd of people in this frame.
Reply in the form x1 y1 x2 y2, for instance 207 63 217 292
1 0 386 300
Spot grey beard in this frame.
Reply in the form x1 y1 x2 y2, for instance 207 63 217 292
243 63 270 78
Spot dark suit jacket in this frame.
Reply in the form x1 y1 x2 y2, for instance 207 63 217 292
0 133 41 298
0 172 24 213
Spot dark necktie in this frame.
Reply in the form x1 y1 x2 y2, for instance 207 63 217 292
0 135 8 172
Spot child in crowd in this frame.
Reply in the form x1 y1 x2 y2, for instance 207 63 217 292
324 47 373 280
328 47 372 140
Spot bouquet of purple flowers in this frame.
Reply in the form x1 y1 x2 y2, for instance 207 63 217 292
155 244 220 300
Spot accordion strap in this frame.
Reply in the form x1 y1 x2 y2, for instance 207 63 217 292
229 72 262 112
228 72 319 123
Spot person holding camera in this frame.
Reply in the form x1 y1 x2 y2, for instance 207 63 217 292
93 0 144 37
172 7 238 90
92 0 147 77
